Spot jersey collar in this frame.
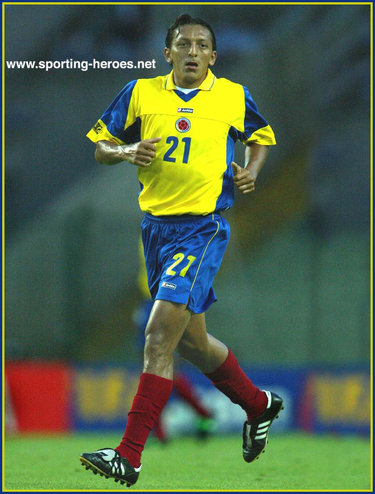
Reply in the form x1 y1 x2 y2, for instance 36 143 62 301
164 69 216 91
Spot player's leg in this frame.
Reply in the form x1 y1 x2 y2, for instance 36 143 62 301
177 313 284 462
80 300 192 485
115 300 191 464
132 298 169 442
177 312 227 373
143 300 191 378
177 313 267 417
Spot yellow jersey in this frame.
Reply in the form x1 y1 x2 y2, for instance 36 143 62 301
87 69 276 216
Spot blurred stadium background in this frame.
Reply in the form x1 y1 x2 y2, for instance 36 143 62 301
4 4 371 442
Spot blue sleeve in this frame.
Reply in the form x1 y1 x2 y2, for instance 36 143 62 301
100 80 138 142
242 86 270 141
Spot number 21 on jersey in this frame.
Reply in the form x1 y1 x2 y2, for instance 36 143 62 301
163 136 191 164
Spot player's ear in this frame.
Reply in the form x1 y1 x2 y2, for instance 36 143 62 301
164 47 172 64
209 51 217 67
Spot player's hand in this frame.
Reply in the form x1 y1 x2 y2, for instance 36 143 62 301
231 162 256 194
121 137 162 167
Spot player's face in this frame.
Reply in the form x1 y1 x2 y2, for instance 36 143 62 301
164 24 217 88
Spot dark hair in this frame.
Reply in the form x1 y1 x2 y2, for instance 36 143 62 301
165 14 216 51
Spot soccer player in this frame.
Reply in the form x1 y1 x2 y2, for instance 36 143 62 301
80 14 283 487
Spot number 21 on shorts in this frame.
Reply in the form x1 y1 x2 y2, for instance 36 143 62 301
166 253 196 277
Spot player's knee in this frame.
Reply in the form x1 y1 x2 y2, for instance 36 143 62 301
144 330 177 363
143 331 176 373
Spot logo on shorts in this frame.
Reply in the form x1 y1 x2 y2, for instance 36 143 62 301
162 281 177 290
175 117 191 133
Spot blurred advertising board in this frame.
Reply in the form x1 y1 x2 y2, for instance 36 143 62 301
4 362 370 436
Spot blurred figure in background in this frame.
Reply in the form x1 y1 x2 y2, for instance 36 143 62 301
133 239 216 443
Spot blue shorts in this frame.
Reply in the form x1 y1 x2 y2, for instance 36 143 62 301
141 213 230 314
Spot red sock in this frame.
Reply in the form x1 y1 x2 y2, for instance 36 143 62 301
205 349 267 422
174 374 212 418
116 373 172 467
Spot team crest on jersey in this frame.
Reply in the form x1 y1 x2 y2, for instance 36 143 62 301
175 117 191 133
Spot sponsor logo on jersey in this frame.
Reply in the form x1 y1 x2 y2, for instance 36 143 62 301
175 117 191 133
93 121 103 134
177 108 194 113
162 281 177 290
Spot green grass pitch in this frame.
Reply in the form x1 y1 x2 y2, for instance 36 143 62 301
3 432 372 491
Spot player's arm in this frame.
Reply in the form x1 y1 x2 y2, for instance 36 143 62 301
95 138 161 167
231 143 269 195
